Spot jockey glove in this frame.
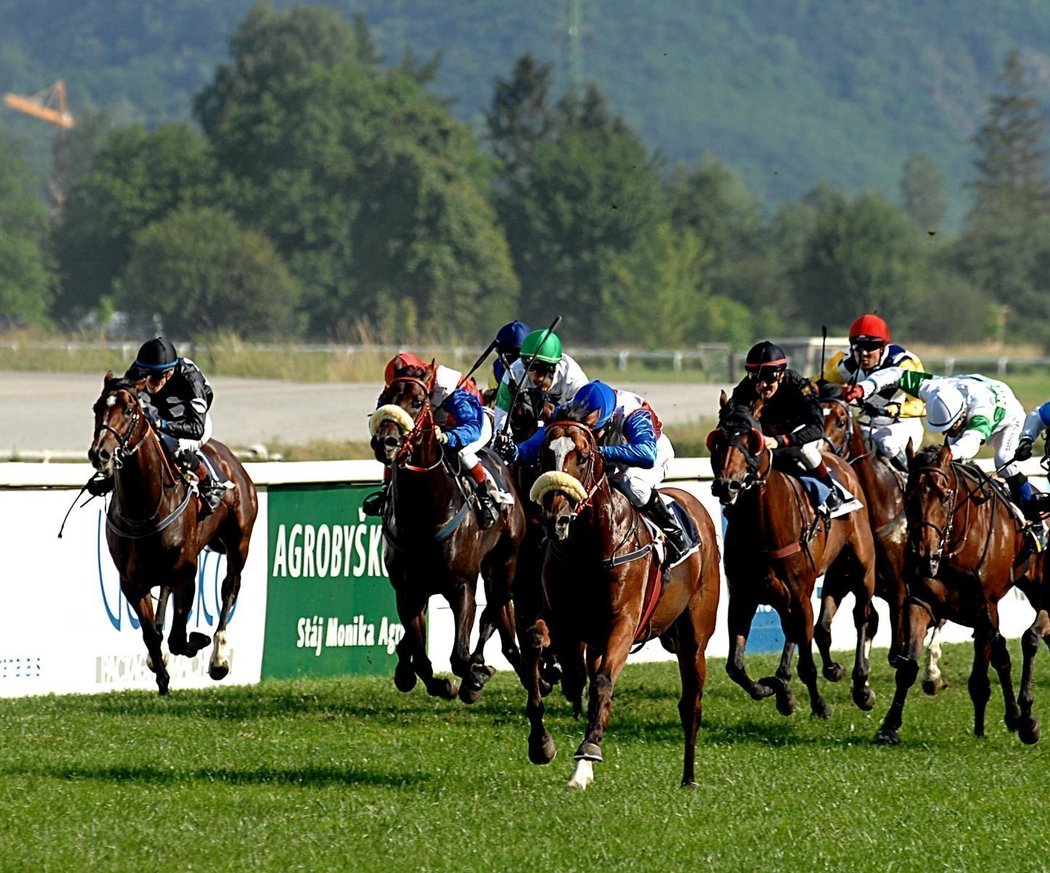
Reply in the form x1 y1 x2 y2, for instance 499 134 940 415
840 384 864 403
1015 437 1034 462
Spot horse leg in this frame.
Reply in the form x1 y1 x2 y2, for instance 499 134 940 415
875 601 930 744
813 584 845 682
989 628 1020 735
775 641 795 683
969 628 995 739
524 620 557 765
725 593 785 709
208 535 246 681
476 558 524 683
569 622 633 791
848 569 877 711
128 585 169 696
1018 609 1050 744
394 588 456 699
922 619 948 695
166 568 210 659
446 579 492 705
786 598 831 720
673 610 708 789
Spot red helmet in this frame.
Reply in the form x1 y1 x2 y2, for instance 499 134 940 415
384 352 427 385
849 314 890 344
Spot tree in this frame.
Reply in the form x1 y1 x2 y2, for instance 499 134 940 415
115 206 302 338
484 53 557 187
51 123 215 324
899 151 947 231
0 132 52 325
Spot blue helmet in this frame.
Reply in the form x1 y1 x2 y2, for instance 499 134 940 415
571 380 617 430
495 320 531 353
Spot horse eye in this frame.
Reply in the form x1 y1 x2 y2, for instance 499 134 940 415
579 451 591 463
411 398 423 410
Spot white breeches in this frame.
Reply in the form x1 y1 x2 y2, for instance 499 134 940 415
864 417 925 460
457 412 493 470
609 433 675 507
990 411 1026 479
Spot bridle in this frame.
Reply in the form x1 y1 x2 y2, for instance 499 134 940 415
540 420 604 523
382 375 443 473
93 388 151 469
709 419 770 495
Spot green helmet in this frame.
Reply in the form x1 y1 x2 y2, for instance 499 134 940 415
520 329 563 365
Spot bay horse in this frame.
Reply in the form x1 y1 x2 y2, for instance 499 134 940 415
88 371 258 695
875 443 1044 745
370 373 526 703
522 417 720 789
821 397 947 693
708 398 878 719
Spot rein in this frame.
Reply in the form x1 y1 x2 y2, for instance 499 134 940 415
911 459 998 573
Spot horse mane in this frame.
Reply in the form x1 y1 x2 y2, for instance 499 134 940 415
102 374 140 399
557 398 596 427
910 444 944 470
719 405 758 435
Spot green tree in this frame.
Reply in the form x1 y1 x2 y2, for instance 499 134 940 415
0 133 52 325
115 206 302 338
485 53 557 187
899 150 947 231
51 123 215 324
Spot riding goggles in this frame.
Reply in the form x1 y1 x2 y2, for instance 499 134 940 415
851 338 885 353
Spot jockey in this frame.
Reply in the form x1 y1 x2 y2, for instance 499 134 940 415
818 313 926 470
507 380 697 568
486 320 531 403
88 336 225 514
847 368 1043 523
492 328 589 435
364 352 501 529
730 340 851 515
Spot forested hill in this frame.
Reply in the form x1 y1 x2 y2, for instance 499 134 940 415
3 1 1050 229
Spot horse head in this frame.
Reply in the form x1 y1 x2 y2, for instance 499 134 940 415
707 391 768 506
905 443 956 577
528 419 603 541
510 384 553 443
89 370 150 476
821 397 853 458
370 373 439 468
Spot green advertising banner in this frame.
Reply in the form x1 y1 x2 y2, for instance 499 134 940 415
263 484 404 678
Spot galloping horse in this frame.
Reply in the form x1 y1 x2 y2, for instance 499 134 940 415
822 398 947 693
370 374 526 703
89 372 258 695
708 398 878 719
522 417 720 789
876 444 1044 744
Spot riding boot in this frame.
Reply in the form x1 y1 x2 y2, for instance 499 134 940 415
814 462 844 513
641 492 691 568
193 461 225 515
473 478 501 530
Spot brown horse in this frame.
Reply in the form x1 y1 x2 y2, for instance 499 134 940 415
88 372 258 695
521 418 720 789
708 400 878 719
821 397 948 692
875 444 1044 744
370 374 526 703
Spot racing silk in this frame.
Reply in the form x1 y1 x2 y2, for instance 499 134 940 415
129 356 213 442
598 390 664 469
428 364 485 452
1022 401 1050 443
819 343 926 423
859 368 1022 461
493 352 589 432
728 369 824 448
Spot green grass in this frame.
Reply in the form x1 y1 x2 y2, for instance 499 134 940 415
2 642 1048 871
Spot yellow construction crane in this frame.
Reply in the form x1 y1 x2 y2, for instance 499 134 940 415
3 79 74 128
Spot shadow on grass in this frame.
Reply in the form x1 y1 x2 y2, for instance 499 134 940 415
3 762 427 789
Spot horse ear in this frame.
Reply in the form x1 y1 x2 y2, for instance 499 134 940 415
104 369 114 383
720 389 729 410
905 438 915 463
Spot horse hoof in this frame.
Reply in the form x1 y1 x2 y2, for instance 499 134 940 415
538 678 553 697
874 729 899 746
823 663 845 682
853 685 876 711
1019 718 1041 745
529 732 557 765
458 683 483 705
157 678 169 696
394 663 417 693
208 663 230 681
681 779 698 790
812 703 832 720
574 741 603 762
188 632 211 655
431 679 458 700
921 678 946 696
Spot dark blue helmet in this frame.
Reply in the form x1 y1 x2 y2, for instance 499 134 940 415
495 320 531 353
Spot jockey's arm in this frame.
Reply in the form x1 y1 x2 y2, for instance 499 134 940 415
816 350 848 385
775 389 825 448
600 411 657 468
948 425 987 461
492 362 523 432
857 366 931 401
893 356 927 418
1021 401 1050 443
441 390 484 451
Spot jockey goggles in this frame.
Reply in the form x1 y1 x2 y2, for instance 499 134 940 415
851 338 885 352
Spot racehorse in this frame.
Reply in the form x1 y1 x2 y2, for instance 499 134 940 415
89 372 258 695
876 443 1044 745
370 373 526 703
522 417 720 789
821 397 947 693
708 397 878 719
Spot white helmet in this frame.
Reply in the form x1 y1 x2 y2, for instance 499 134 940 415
925 383 966 432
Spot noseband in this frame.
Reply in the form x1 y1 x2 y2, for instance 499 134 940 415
909 463 959 570
533 421 604 523
380 375 443 473
713 423 768 489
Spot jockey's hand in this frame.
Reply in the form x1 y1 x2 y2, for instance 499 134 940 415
434 427 448 445
491 430 518 463
840 384 864 404
762 436 779 451
1015 437 1034 462
143 404 162 429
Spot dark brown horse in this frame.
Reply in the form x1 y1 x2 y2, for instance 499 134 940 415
821 398 948 692
876 444 1044 744
370 374 526 703
88 372 258 695
708 400 878 719
521 418 720 789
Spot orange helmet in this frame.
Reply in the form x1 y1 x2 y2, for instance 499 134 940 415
849 314 890 344
384 352 427 385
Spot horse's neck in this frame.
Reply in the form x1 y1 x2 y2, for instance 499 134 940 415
391 460 461 526
113 438 176 519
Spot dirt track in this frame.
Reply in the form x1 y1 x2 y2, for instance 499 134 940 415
2 372 732 454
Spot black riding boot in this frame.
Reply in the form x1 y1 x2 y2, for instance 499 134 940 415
474 478 501 530
176 450 223 516
642 492 690 567
813 463 843 513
